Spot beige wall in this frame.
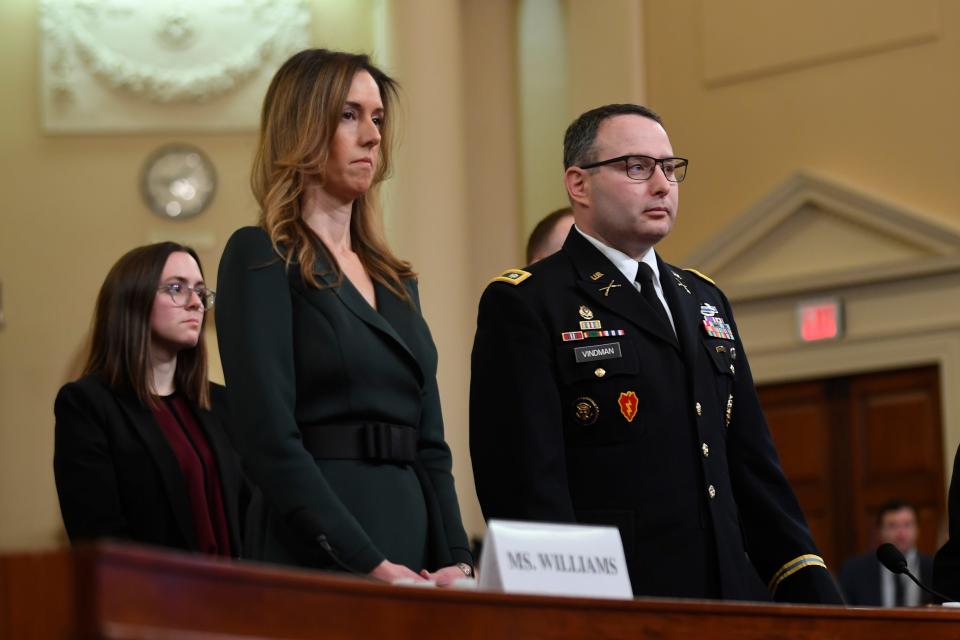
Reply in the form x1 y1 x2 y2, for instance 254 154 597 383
645 0 960 261
643 0 960 500
518 0 648 242
0 0 395 550
1 0 257 549
5 0 959 553
0 0 517 551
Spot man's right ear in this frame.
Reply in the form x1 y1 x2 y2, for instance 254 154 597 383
564 167 590 207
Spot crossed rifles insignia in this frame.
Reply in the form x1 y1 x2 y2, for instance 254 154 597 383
598 281 621 297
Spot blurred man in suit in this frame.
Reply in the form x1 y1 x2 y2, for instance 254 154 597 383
840 500 933 606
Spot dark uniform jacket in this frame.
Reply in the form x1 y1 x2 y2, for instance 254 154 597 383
470 229 842 603
216 227 471 573
840 550 934 606
934 445 960 600
54 375 243 555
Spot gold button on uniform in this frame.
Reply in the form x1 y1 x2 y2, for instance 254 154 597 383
695 402 702 416
708 484 717 499
702 442 710 458
594 367 606 378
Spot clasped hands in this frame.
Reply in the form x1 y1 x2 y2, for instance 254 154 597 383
369 559 472 587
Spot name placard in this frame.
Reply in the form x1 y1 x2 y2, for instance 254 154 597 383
478 519 632 599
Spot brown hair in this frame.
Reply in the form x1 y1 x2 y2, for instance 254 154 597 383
563 103 663 169
83 243 211 409
252 48 414 300
876 499 919 526
526 206 573 263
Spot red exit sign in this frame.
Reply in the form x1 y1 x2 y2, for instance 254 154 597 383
797 298 844 342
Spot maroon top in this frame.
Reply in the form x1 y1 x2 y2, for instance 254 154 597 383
151 394 232 557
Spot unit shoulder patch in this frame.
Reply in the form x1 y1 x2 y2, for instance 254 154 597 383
683 268 716 286
490 268 532 286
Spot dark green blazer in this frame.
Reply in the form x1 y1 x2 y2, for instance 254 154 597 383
216 226 471 573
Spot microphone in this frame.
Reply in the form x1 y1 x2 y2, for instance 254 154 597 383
288 508 361 575
876 543 955 604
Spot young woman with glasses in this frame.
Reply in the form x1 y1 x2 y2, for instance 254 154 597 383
54 242 243 557
215 49 473 585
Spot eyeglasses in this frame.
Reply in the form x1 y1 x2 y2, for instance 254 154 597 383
579 154 688 183
158 282 216 310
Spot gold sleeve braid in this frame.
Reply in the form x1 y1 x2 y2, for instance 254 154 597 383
768 554 828 594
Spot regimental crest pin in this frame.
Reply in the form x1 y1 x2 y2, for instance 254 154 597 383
618 391 639 423
579 305 594 320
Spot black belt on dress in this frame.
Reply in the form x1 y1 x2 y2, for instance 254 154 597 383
300 422 417 463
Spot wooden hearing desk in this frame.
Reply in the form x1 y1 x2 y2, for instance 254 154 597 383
1 542 958 639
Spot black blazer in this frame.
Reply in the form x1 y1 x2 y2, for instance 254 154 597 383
471 229 842 603
215 227 471 573
840 551 934 606
53 374 243 555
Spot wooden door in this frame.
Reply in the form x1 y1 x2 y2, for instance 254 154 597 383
757 366 944 571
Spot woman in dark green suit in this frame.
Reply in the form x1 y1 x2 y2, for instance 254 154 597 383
216 49 473 585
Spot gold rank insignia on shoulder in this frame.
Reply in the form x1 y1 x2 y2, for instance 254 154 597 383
683 268 716 286
490 268 532 286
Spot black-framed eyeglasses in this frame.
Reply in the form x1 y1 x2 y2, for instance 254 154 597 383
579 154 688 183
158 283 216 310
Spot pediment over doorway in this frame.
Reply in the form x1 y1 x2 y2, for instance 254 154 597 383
685 172 960 302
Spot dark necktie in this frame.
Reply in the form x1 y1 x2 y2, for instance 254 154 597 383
893 572 905 607
636 262 671 330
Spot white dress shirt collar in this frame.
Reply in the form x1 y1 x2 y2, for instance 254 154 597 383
574 225 659 283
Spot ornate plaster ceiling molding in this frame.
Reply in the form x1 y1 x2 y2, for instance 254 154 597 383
40 0 310 132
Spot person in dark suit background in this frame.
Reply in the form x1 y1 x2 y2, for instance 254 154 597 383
54 243 242 557
934 448 960 600
840 500 933 606
216 49 472 585
470 103 842 603
527 207 574 264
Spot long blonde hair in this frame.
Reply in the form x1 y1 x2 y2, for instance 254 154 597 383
252 48 414 300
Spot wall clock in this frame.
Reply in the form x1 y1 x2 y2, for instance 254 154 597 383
140 144 216 219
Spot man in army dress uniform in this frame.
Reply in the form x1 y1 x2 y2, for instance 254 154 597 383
469 104 843 603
